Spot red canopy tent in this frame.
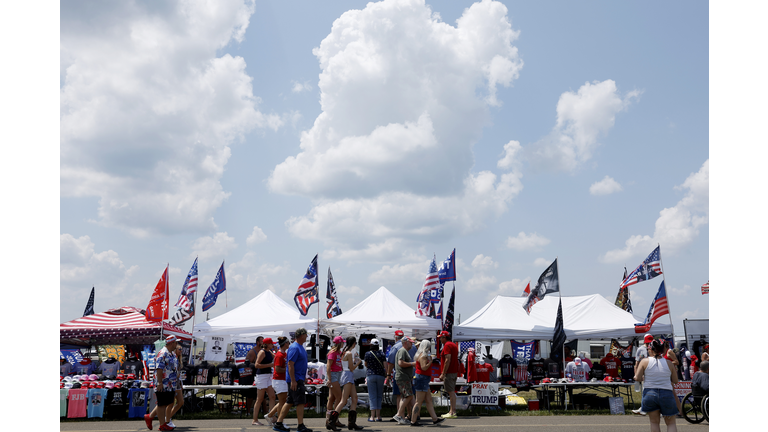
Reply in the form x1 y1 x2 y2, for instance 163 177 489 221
60 306 192 345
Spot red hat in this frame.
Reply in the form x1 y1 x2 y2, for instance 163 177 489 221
394 330 404 337
262 338 274 345
127 373 136 380
165 335 177 343
439 331 450 338
644 334 654 344
114 381 123 388
117 373 125 380
60 382 65 389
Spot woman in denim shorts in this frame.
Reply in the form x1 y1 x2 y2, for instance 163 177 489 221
410 340 444 427
333 336 364 430
325 336 345 430
635 338 680 431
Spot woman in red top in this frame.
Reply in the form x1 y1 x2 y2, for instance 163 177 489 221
325 336 345 430
410 340 445 427
264 337 289 426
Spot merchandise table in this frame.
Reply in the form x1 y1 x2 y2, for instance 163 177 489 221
531 382 636 410
185 383 331 414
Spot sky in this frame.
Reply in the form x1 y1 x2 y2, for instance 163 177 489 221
57 0 710 337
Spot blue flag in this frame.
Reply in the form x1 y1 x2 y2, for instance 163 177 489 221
83 287 95 316
202 261 226 312
438 249 456 285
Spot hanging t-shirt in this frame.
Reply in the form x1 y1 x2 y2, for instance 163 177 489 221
564 362 590 382
590 364 606 380
498 355 517 383
60 389 68 417
529 358 546 380
181 364 196 385
485 357 499 382
99 359 121 378
105 388 129 419
67 388 88 418
466 351 477 382
87 388 108 418
237 362 255 386
514 357 529 383
620 356 636 380
122 359 144 377
128 388 149 418
217 362 238 385
195 363 217 385
73 361 97 375
543 358 561 378
60 362 73 376
600 355 620 378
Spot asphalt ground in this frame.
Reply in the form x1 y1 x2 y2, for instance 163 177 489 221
60 415 709 432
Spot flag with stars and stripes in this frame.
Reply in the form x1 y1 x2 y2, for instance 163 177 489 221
416 256 440 317
169 258 198 325
294 255 319 316
634 281 669 333
701 281 709 294
234 343 257 365
326 267 342 319
620 246 663 290
83 287 95 317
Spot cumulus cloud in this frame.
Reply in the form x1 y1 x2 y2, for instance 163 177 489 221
528 80 641 172
494 278 529 298
60 0 281 237
600 159 709 263
246 226 267 246
506 232 550 251
369 257 431 285
467 274 498 292
590 175 623 195
337 285 365 296
225 252 295 305
497 140 522 170
471 254 498 271
533 257 550 267
190 232 238 261
292 80 313 93
269 0 523 259
669 284 691 296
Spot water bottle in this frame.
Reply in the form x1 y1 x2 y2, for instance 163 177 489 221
634 381 641 392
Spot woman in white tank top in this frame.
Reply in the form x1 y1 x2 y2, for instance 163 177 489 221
635 338 680 432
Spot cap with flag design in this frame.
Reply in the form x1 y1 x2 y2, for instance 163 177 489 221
165 335 177 343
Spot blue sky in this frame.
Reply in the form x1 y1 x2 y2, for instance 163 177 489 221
58 0 709 336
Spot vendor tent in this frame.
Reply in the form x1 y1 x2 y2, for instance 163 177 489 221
453 294 673 341
322 286 442 338
60 306 192 345
192 289 316 339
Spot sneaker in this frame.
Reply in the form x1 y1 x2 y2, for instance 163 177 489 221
296 424 313 432
432 418 445 425
159 424 174 432
393 415 403 423
273 423 290 432
167 421 175 428
442 414 457 419
632 408 647 416
265 414 274 426
144 414 153 430
410 421 423 427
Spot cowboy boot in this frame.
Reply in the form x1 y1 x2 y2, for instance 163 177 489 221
327 410 341 431
348 410 364 430
326 411 332 430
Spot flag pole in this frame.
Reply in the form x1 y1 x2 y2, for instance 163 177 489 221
555 257 568 410
657 244 676 343
189 256 198 365
224 260 228 308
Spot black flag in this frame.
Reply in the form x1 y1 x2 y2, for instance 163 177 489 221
83 287 95 316
442 285 455 339
523 258 559 314
614 267 633 313
551 298 566 362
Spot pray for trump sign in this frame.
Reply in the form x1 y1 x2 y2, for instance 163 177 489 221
470 382 499 405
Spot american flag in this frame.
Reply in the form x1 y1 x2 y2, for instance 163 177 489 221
620 246 663 290
294 255 319 316
234 342 257 365
701 281 709 294
459 341 477 358
416 256 440 317
634 281 669 333
326 267 342 319
175 258 198 311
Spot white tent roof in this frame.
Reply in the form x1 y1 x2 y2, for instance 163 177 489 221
453 294 673 341
322 286 442 338
193 290 316 339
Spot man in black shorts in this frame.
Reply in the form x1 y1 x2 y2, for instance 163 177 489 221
272 328 312 432
149 335 179 431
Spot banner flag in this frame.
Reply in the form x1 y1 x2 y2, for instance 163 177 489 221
523 258 559 314
170 258 199 325
701 281 709 294
326 267 342 318
294 255 319 316
416 256 441 317
614 267 633 313
83 287 95 317
621 246 663 290
146 265 169 322
438 249 456 284
201 262 226 312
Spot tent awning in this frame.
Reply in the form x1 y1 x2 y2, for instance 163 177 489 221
60 306 192 344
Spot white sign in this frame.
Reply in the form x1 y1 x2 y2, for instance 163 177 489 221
470 382 499 405
204 335 230 362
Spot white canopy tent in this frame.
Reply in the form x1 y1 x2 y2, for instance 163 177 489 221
322 286 442 339
453 294 673 342
193 289 317 340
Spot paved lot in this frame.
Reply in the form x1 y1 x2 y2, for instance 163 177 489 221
60 415 709 432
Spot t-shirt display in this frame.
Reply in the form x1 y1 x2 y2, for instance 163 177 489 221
564 361 591 382
237 362 255 386
485 357 499 382
498 355 517 383
440 341 460 374
106 388 129 419
60 361 73 376
466 350 477 382
514 357 529 383
122 358 144 378
620 355 636 381
543 358 560 378
60 389 68 417
99 359 120 378
529 358 546 380
87 388 107 418
194 362 217 385
635 346 648 363
67 388 88 418
590 364 606 380
73 360 97 376
128 388 149 418
217 361 238 385
600 355 620 378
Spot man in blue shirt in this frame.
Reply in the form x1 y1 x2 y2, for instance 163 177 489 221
273 328 312 432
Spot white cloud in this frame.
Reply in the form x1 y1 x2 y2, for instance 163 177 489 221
190 232 238 261
590 175 623 196
533 257 550 267
497 140 522 170
60 0 282 237
600 159 709 263
246 226 267 246
528 80 641 172
494 278 529 298
467 274 498 292
680 309 700 320
471 254 498 271
669 284 691 295
336 285 365 296
368 258 431 285
292 80 313 93
225 252 295 306
506 232 550 251
268 0 523 260
628 289 645 309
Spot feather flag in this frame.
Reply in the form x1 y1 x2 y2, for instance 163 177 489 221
294 255 319 316
634 281 669 333
146 265 169 322
326 267 342 319
201 261 226 312
523 258 559 314
83 287 95 317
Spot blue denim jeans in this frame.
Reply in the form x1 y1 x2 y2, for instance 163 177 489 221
367 375 385 410
641 388 678 416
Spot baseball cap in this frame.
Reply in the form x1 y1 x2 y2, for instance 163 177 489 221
644 334 654 343
114 381 123 389
574 357 582 365
439 331 450 338
89 374 99 381
64 382 74 389
370 338 379 345
127 373 136 380
333 336 344 344
294 328 308 336
263 338 274 345
402 336 413 344
165 335 177 343
394 330 404 337
117 373 125 380
104 381 115 389
60 382 65 389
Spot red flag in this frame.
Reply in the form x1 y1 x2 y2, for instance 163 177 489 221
146 265 169 322
701 281 709 294
521 281 530 297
